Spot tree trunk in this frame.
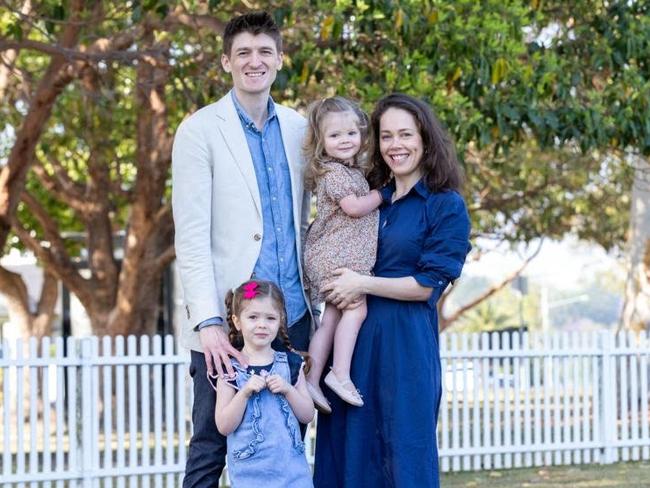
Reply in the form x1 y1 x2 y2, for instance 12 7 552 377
622 157 650 333
0 266 58 339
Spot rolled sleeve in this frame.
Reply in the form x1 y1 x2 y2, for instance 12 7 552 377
414 192 471 291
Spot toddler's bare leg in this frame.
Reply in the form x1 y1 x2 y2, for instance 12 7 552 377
331 297 367 386
306 303 341 385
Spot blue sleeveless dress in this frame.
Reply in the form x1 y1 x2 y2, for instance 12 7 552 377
227 351 313 488
314 181 471 487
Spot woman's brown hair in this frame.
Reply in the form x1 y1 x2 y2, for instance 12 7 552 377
367 93 464 192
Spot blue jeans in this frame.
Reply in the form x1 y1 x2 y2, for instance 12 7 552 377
183 312 311 487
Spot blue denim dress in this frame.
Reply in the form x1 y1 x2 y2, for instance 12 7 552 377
227 352 313 488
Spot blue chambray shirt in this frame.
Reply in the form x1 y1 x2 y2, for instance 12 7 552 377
231 91 307 326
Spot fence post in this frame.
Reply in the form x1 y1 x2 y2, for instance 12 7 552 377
80 338 95 487
599 331 617 463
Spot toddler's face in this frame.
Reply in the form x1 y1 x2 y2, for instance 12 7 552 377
233 296 280 350
321 111 362 164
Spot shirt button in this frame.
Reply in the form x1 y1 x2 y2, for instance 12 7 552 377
276 227 281 232
253 233 262 241
438 280 444 285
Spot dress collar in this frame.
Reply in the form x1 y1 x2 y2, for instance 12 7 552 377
380 177 431 203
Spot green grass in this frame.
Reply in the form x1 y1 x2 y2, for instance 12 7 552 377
441 461 650 487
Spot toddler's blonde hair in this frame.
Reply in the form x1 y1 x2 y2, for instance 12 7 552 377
303 97 370 191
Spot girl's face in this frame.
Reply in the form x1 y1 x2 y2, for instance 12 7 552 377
379 107 424 181
232 296 280 351
321 111 362 165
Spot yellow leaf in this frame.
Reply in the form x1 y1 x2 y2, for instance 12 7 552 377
491 58 508 85
451 66 462 83
395 9 404 30
299 63 309 84
320 16 335 42
428 10 438 24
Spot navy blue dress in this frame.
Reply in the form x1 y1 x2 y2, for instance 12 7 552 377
314 179 471 488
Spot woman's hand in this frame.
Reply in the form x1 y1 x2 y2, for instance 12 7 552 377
323 268 365 309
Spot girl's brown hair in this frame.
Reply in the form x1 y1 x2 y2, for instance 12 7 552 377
367 93 464 192
303 96 370 191
224 280 309 370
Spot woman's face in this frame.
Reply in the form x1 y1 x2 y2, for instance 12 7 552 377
378 107 424 182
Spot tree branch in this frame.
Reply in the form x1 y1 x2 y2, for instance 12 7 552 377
13 191 88 294
32 158 86 211
0 0 87 249
0 0 31 99
0 264 30 312
440 240 544 329
162 6 226 34
0 38 167 63
154 245 175 271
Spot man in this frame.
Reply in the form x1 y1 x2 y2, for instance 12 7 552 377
171 12 315 487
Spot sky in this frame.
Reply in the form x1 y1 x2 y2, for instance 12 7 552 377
464 237 626 291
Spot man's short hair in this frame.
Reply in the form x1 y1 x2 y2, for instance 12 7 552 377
223 12 282 57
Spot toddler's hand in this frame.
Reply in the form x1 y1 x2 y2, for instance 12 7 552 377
266 374 291 395
243 373 267 396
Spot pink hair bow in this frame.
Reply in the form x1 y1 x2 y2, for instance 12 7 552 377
242 282 259 300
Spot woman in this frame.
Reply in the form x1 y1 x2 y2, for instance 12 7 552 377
313 93 471 487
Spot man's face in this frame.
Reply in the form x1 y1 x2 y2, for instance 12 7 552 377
221 32 283 97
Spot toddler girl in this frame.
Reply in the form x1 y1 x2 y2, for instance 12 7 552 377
303 97 381 412
214 280 315 488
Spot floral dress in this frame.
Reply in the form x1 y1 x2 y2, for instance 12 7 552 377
303 160 379 304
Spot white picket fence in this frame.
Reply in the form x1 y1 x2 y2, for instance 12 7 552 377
0 331 648 486
438 330 650 471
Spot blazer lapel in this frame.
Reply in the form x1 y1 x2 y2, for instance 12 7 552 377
214 95 262 216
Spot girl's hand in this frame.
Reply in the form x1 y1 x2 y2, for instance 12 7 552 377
243 373 267 396
266 374 291 395
323 268 364 309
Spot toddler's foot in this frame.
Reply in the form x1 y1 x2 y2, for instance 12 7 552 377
306 381 332 414
324 370 364 407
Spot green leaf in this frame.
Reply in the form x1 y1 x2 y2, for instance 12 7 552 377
7 22 23 41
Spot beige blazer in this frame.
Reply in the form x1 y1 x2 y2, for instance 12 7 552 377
171 92 310 352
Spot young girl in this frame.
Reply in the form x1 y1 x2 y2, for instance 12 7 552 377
303 97 382 412
214 280 315 488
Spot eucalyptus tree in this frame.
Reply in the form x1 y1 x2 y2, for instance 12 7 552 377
0 0 647 335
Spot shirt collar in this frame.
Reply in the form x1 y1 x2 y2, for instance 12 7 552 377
380 177 430 203
231 90 277 130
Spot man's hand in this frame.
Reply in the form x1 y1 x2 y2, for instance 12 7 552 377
199 326 248 378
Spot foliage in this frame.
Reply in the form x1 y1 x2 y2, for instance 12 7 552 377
448 274 539 333
0 0 648 332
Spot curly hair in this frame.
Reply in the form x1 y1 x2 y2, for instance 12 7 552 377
303 96 370 192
